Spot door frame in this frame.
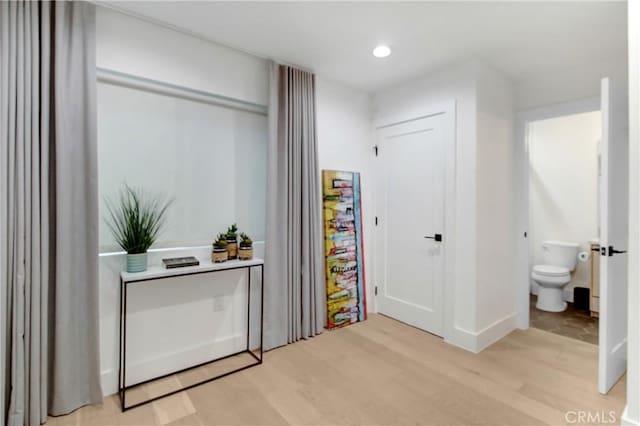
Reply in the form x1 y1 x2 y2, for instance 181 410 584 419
514 96 600 330
371 100 456 342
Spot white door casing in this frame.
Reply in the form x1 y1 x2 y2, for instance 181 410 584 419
598 76 629 394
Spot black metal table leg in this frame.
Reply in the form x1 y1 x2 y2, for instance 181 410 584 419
118 277 124 411
246 265 251 351
260 264 264 362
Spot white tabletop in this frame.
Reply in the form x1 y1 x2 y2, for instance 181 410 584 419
121 258 264 283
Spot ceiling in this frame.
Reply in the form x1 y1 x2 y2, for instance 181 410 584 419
105 1 627 93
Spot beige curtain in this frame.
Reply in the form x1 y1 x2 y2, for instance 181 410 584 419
0 2 102 424
264 61 325 349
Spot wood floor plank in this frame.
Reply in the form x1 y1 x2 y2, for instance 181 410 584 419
166 413 205 426
47 314 626 426
152 392 196 425
347 318 564 424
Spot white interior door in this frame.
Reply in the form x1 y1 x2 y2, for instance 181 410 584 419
599 77 629 394
375 115 445 336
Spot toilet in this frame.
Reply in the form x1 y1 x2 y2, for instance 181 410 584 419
531 240 579 312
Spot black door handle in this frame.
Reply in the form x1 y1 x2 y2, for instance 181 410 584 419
608 246 627 256
424 234 443 242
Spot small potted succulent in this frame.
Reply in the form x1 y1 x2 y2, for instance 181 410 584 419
212 233 229 263
238 232 253 260
225 223 239 260
105 185 172 273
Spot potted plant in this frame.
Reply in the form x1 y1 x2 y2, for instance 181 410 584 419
225 223 239 260
105 185 171 273
238 232 253 260
212 233 229 263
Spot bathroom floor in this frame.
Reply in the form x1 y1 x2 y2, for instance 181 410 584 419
529 294 599 345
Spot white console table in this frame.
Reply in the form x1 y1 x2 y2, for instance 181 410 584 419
118 258 264 411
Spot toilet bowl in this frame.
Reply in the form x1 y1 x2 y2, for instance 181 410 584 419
531 241 579 312
531 265 571 312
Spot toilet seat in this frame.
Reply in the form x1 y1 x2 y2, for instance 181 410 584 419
532 265 570 277
531 264 571 287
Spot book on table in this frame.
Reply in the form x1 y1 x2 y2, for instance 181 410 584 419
162 256 200 269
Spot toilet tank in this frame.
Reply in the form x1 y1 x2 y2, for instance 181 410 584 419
542 240 580 270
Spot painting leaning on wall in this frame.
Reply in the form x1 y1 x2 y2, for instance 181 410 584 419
322 170 367 329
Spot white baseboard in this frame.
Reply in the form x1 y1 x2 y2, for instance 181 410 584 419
101 334 245 396
101 370 119 398
447 313 517 353
622 406 639 426
446 326 478 353
475 313 518 352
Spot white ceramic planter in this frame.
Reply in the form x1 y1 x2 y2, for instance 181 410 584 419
126 253 148 273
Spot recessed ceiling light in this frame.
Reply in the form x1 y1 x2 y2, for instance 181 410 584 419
373 45 391 58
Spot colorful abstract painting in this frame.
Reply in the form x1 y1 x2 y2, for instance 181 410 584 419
322 170 367 329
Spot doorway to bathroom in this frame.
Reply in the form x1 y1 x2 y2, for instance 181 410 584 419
527 110 601 345
515 77 629 395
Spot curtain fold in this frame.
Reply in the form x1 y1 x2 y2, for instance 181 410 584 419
1 2 102 424
49 1 102 416
264 62 325 350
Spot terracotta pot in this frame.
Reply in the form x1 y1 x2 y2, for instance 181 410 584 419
212 248 228 263
226 239 238 260
238 246 253 260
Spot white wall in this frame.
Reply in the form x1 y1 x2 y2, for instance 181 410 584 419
97 82 268 250
372 61 519 352
96 7 378 395
475 63 517 342
96 6 269 396
316 77 374 312
515 57 628 111
373 62 478 342
97 6 268 106
623 1 639 424
528 111 600 296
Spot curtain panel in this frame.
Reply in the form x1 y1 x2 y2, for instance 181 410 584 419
0 2 102 424
264 62 325 350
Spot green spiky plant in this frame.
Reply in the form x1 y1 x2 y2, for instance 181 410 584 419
213 233 228 250
226 223 238 241
239 232 253 248
105 185 172 254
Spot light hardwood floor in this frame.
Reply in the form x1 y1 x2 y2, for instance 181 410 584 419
47 314 625 426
